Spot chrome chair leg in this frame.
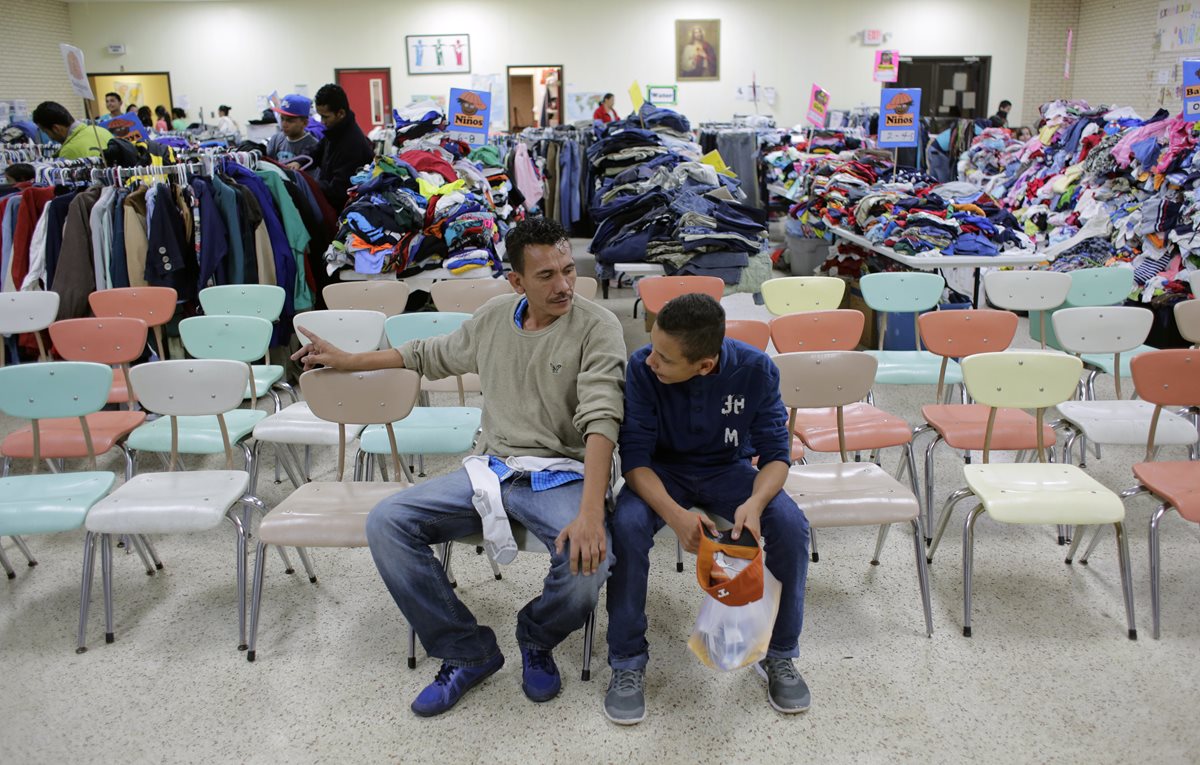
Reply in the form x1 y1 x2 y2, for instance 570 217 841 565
676 539 684 572
247 541 267 662
407 622 417 669
581 609 596 681
296 547 317 584
1148 506 1168 640
486 553 502 581
353 449 366 481
417 453 426 477
810 529 819 563
304 446 312 481
76 532 98 652
139 536 164 571
923 435 944 543
378 458 390 483
227 512 248 651
927 487 974 562
870 524 890 566
961 504 985 637
440 542 457 588
11 535 37 567
1 456 9 477
268 388 283 415
128 534 156 575
275 544 295 575
911 517 933 637
1064 529 1085 564
120 443 135 481
101 534 115 645
1077 526 1107 565
0 544 15 579
1116 519 1138 641
273 447 282 485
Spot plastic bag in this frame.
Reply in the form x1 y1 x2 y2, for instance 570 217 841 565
688 553 781 671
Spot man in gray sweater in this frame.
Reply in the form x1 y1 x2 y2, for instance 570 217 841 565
293 218 625 717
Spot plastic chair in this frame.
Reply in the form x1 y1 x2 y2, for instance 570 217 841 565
925 351 1136 640
247 367 421 662
88 287 176 360
178 315 282 411
430 279 514 313
776 351 932 636
78 359 266 653
1072 349 1200 638
637 276 725 318
1029 266 1134 348
196 285 296 407
0 291 59 367
769 310 864 353
0 362 116 581
1052 306 1155 401
322 281 412 317
858 272 961 387
49 317 148 408
1175 299 1200 347
760 276 845 316
574 276 599 301
725 319 770 351
385 311 480 407
251 310 388 491
983 270 1071 349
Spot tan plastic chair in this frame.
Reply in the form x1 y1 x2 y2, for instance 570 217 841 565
247 367 421 662
88 287 177 360
322 281 412 317
760 276 846 316
0 291 59 367
776 351 932 636
725 319 770 351
573 276 599 301
769 310 864 353
430 279 514 313
1175 299 1200 347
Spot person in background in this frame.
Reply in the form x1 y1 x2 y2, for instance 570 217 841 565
216 105 240 137
266 94 319 163
4 163 35 184
137 106 154 130
593 93 619 124
310 83 374 209
125 104 138 114
31 101 114 160
990 100 1012 128
171 107 189 131
98 91 122 125
1015 125 1033 141
154 105 170 132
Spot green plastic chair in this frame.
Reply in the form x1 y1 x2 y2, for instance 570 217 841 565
199 285 286 321
0 362 116 578
356 313 482 480
1030 267 1134 349
179 315 286 412
859 272 963 389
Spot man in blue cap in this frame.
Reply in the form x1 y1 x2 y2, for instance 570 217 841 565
266 93 319 163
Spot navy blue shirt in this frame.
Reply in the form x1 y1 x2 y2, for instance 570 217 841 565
619 337 791 473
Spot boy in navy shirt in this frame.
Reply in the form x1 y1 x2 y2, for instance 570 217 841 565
604 293 810 724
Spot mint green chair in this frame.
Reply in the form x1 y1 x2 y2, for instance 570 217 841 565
1029 266 1134 349
197 285 295 410
859 272 963 390
0 362 116 579
356 313 482 480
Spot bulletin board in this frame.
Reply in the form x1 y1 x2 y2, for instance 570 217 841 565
85 72 174 119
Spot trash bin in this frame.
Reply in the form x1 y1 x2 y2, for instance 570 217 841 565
786 234 829 276
880 299 972 351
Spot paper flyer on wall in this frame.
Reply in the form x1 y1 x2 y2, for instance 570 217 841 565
873 50 899 82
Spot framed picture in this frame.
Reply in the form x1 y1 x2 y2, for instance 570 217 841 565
675 19 720 80
647 85 677 106
406 34 470 75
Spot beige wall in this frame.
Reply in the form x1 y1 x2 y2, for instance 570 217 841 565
0 0 84 119
65 0 1035 128
1022 0 1080 120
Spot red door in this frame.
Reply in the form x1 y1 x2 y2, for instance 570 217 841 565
335 68 392 135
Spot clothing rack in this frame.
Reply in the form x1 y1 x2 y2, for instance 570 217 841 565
1 144 62 163
89 161 205 185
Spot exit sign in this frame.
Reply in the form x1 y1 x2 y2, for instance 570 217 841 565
862 29 884 45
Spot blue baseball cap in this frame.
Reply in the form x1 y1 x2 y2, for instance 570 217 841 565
273 94 312 118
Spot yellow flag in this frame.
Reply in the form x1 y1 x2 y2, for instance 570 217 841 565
701 150 736 177
629 81 645 112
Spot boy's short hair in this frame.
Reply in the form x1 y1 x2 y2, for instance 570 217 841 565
656 293 725 361
4 163 35 183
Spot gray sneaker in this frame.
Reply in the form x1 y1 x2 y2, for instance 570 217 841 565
755 657 811 713
604 668 646 725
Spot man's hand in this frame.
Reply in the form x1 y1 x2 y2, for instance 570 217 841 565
291 329 347 371
732 501 763 542
554 511 607 576
669 508 719 555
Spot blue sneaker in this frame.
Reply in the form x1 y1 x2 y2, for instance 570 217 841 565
520 646 561 702
411 653 505 717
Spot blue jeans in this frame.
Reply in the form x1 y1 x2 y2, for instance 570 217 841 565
366 468 612 668
606 461 809 671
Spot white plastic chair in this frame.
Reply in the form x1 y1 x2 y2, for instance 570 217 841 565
0 291 59 366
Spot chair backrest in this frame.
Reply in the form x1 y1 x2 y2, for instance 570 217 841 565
983 270 1072 312
760 276 846 316
961 351 1082 462
1066 266 1134 307
293 310 386 353
301 367 421 480
0 291 60 364
773 351 878 461
322 281 412 317
49 317 149 408
199 284 286 321
430 279 514 313
918 309 1018 401
769 310 864 352
637 275 725 315
1131 349 1200 459
1173 299 1200 346
574 276 599 301
179 315 273 363
1052 306 1153 355
129 359 250 469
88 287 177 360
725 319 770 351
0 361 113 469
859 272 945 313
384 312 472 346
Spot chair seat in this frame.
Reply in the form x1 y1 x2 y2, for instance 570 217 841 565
962 463 1123 525
247 364 285 398
1133 462 1200 523
922 404 1057 451
252 402 367 446
258 481 410 547
793 404 912 452
360 407 482 455
0 472 116 535
1080 345 1154 376
126 409 266 454
1056 400 1199 447
864 350 964 386
421 373 482 395
85 470 249 534
785 462 918 527
2 411 147 459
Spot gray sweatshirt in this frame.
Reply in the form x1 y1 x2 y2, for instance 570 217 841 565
400 294 626 461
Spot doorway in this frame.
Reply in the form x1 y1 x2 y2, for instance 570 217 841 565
85 71 173 122
506 65 563 130
335 68 392 134
894 56 991 119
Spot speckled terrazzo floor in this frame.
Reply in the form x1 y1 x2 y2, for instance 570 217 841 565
1 242 1198 764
